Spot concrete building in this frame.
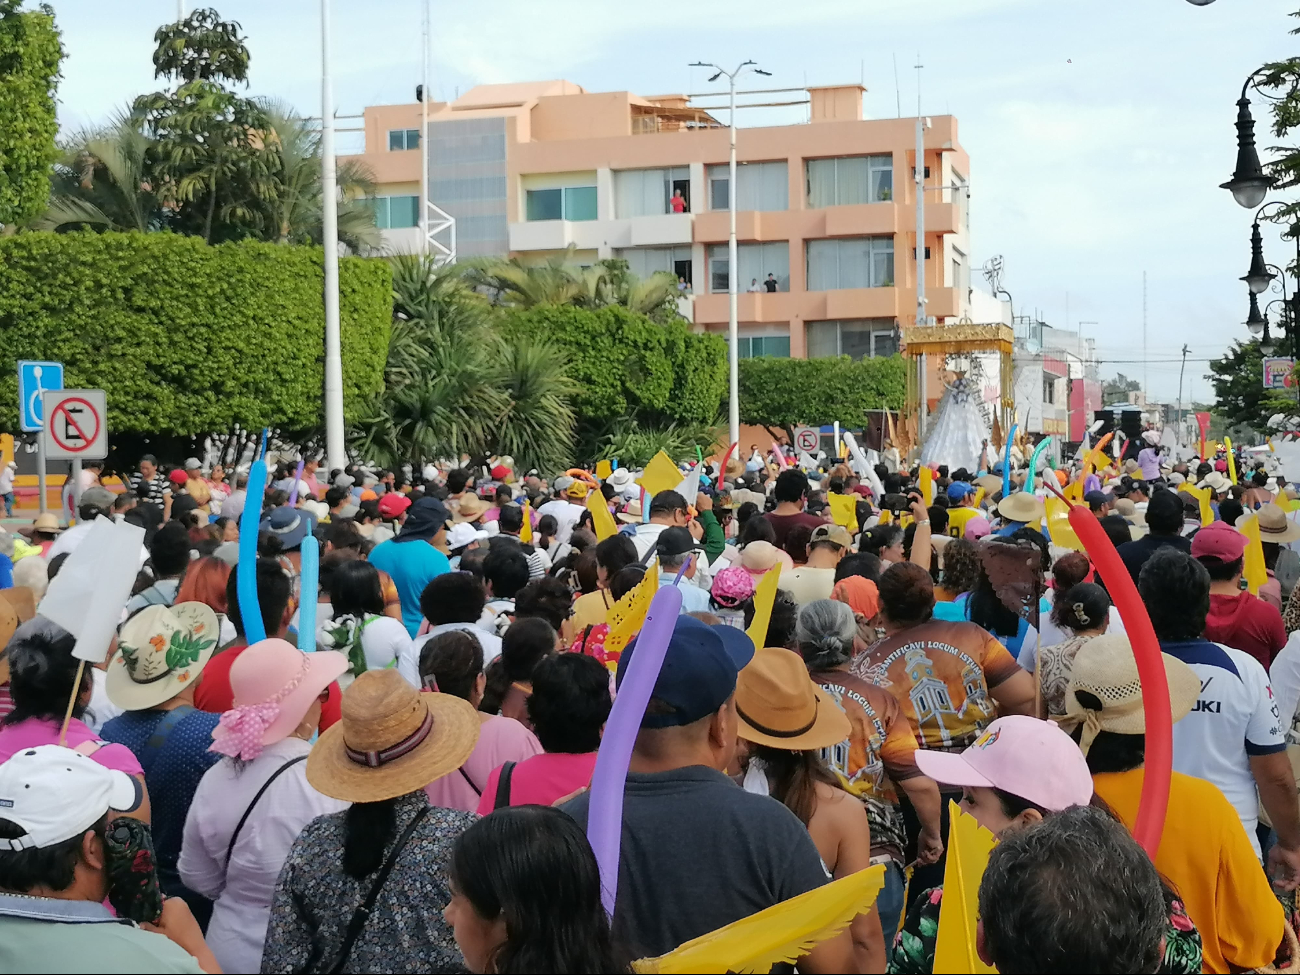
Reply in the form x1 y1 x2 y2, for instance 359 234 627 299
341 79 973 360
1013 317 1103 446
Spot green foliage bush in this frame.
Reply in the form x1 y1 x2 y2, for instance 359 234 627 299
0 0 63 228
738 354 906 430
0 231 390 437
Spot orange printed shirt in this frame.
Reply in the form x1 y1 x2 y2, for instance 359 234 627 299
850 620 1021 750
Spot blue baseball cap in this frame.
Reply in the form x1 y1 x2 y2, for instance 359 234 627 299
947 481 975 501
616 615 755 729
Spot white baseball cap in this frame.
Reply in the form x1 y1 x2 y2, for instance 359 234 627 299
0 745 138 850
446 522 489 549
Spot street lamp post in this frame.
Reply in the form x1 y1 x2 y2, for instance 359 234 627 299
689 59 769 449
1222 73 1277 209
320 0 346 471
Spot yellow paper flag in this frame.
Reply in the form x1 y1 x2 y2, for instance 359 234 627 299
919 465 934 506
595 459 613 481
1044 495 1085 552
586 491 618 541
828 493 858 533
634 865 885 974
1239 514 1267 596
638 450 683 501
746 565 783 648
1178 482 1214 527
519 500 533 543
972 486 985 509
933 801 998 975
1225 437 1238 485
604 568 659 666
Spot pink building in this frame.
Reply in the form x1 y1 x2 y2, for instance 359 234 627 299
342 79 973 360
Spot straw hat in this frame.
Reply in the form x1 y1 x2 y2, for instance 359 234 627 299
1198 471 1230 494
306 669 480 803
210 639 349 760
31 513 62 534
997 492 1045 524
1256 503 1300 544
739 540 783 575
974 474 1002 495
107 602 219 710
1063 633 1199 753
607 468 634 490
453 494 491 523
736 647 850 750
616 500 643 524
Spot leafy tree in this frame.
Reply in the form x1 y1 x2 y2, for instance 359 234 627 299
133 8 279 242
737 355 906 445
593 419 722 468
36 109 161 232
0 0 62 230
1101 373 1141 404
1207 338 1297 434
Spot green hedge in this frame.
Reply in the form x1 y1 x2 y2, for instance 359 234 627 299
0 231 391 436
739 354 906 428
0 1 63 228
504 304 727 425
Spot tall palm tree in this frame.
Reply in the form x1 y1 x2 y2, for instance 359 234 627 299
490 335 578 472
35 110 161 232
464 248 584 307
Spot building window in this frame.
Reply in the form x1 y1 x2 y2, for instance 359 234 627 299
525 186 597 221
806 237 894 290
388 128 420 151
736 334 791 358
706 161 788 212
615 246 693 283
806 319 898 360
707 241 790 294
806 155 892 207
369 195 419 229
613 167 690 217
1043 375 1056 405
951 246 967 296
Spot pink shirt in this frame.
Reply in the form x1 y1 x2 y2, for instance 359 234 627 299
477 751 598 814
426 715 541 812
0 717 143 776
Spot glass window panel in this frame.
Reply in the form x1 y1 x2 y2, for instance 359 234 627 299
836 238 870 289
838 321 873 361
806 239 836 291
407 129 420 149
760 241 789 291
388 130 403 151
872 330 899 358
870 156 893 201
806 321 840 358
369 197 389 230
709 245 729 293
834 157 870 205
526 188 562 221
871 238 894 287
386 196 418 228
710 167 730 210
564 186 597 221
806 159 835 208
757 336 790 357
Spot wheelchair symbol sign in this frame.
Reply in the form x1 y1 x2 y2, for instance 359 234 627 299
17 361 64 432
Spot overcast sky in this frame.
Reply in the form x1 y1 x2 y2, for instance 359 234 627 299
40 0 1300 405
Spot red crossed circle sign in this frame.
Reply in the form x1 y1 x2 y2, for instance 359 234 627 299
49 397 101 454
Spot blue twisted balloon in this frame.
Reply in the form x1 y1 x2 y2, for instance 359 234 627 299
1002 424 1018 499
1026 437 1053 493
297 535 318 653
237 459 268 644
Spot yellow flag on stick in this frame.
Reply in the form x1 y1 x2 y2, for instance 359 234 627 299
1044 495 1085 552
746 565 783 648
828 493 858 533
634 865 885 974
1178 482 1214 527
595 458 613 480
1239 514 1267 596
1225 436 1238 485
933 801 998 974
519 500 533 543
638 450 683 501
919 465 934 506
586 491 618 541
604 569 659 667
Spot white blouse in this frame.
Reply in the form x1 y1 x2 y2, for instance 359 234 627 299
179 737 348 975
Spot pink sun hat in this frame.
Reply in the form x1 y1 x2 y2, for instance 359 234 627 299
210 639 348 761
912 715 1093 812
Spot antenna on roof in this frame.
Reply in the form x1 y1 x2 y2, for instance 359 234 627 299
892 53 901 118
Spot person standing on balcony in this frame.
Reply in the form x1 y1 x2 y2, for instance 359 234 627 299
747 278 762 293
764 272 779 293
670 187 687 213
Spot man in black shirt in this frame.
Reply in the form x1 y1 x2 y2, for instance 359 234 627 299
1116 487 1191 583
763 273 779 293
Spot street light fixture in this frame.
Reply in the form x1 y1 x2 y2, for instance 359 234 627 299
1221 74 1277 209
1243 221 1275 294
688 58 769 449
1247 291 1267 336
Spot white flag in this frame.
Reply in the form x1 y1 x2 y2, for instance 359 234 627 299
39 517 145 662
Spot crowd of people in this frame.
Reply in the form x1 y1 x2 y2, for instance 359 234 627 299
0 437 1297 973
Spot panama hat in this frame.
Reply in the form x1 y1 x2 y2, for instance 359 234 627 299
1256 503 1300 544
607 468 634 490
616 501 643 524
306 669 480 803
453 494 491 523
107 602 220 710
1064 633 1199 753
974 474 1002 495
735 647 851 750
30 513 62 534
997 491 1045 524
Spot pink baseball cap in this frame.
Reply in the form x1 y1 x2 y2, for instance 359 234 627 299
1190 520 1246 563
964 515 991 541
913 715 1093 812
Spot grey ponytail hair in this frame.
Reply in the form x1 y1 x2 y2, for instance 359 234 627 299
796 599 857 670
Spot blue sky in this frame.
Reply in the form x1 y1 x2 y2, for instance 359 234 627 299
40 0 1300 405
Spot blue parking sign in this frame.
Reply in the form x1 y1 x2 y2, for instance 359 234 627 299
18 361 63 432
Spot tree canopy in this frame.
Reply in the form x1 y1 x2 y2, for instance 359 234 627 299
0 0 62 229
1207 338 1297 434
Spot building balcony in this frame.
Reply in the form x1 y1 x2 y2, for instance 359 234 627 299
675 295 694 322
508 212 692 252
693 291 800 325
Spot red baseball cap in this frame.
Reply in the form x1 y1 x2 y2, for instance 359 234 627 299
377 493 412 519
1191 520 1246 563
168 469 189 486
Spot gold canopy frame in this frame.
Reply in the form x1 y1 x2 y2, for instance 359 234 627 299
901 324 1015 454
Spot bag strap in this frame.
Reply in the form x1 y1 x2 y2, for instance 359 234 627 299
139 705 195 774
327 804 433 974
224 755 307 866
493 761 516 811
457 766 482 796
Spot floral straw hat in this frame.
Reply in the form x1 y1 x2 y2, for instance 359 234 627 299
107 602 219 711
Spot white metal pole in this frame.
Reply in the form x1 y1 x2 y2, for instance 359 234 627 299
727 70 740 447
177 0 185 21
320 0 346 471
915 60 927 442
419 0 429 257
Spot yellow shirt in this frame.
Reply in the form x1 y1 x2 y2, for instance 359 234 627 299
945 505 982 538
1093 768 1283 974
571 589 614 632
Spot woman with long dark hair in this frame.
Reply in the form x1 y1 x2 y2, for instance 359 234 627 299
444 806 630 974
316 559 413 681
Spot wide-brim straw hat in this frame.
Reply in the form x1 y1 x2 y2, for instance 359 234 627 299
617 501 643 524
1064 633 1200 750
307 669 480 803
30 513 62 534
453 494 491 523
607 468 634 490
736 647 851 750
974 474 1002 495
1256 503 1300 544
107 602 220 710
216 639 349 751
997 491 1044 524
